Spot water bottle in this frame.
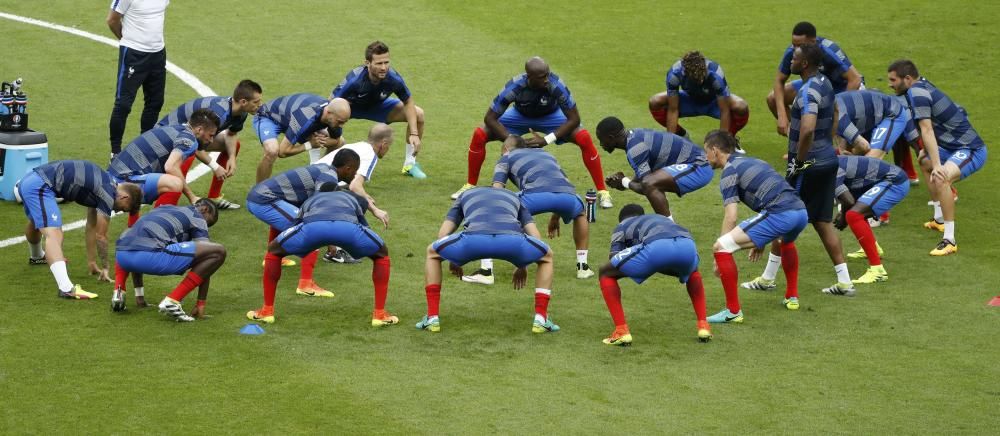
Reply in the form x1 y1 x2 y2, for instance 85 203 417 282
585 189 597 223
14 92 27 114
0 93 13 114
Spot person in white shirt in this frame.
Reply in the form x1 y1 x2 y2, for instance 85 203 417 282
106 0 169 159
315 123 394 263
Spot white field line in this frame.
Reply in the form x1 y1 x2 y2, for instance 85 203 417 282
0 11 217 248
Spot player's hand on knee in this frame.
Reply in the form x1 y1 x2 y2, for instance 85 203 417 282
512 267 527 290
448 262 463 278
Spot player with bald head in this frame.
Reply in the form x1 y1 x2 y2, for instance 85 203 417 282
253 94 351 182
453 56 613 209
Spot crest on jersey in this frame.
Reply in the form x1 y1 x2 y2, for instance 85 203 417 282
379 91 389 99
539 96 549 106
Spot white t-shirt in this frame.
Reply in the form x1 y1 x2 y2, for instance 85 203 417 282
316 141 379 181
112 0 169 53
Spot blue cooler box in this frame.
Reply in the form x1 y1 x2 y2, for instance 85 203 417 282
0 130 48 201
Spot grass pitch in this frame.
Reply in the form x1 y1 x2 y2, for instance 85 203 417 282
1 1 998 433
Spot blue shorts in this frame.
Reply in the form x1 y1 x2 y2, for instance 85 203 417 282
677 91 721 119
116 242 196 276
247 200 299 232
868 115 913 152
857 180 909 217
739 209 809 248
277 220 383 258
115 173 163 204
935 147 987 181
660 162 713 196
498 107 569 143
432 233 549 268
350 98 401 123
19 172 62 229
253 117 284 143
520 192 584 224
611 237 700 284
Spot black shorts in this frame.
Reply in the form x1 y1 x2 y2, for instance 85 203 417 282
789 163 836 223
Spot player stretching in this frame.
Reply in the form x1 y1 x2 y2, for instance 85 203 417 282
598 204 712 346
109 109 220 225
834 90 919 185
832 155 910 283
18 160 141 299
463 135 594 285
253 93 351 182
315 123 394 264
595 116 713 220
768 21 864 137
112 200 224 321
331 41 427 179
247 189 394 326
452 57 612 209
156 79 263 209
702 131 808 323
418 187 558 334
888 60 988 256
648 50 749 150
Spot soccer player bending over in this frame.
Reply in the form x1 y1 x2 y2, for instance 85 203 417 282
597 204 712 346
596 116 713 220
247 188 394 326
19 160 141 299
887 59 988 256
252 93 351 182
418 187 558 334
453 57 612 209
155 79 264 209
463 134 594 284
832 155 910 284
833 90 920 186
702 131 808 323
112 200 223 321
109 108 221 226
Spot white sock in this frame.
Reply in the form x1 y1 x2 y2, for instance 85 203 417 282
943 221 955 244
576 250 588 265
762 253 782 281
480 259 494 270
834 263 851 284
308 148 324 164
28 241 44 259
933 204 943 222
134 286 144 297
403 144 416 167
49 261 74 292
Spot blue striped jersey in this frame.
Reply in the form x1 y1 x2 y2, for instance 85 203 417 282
834 155 907 198
446 187 534 235
246 164 340 205
115 205 209 252
109 125 199 178
666 58 730 103
610 214 693 256
490 72 575 118
492 148 576 195
625 128 708 179
255 94 343 145
157 96 247 133
719 155 805 213
835 90 917 144
331 66 411 108
904 78 984 150
33 160 118 216
789 74 837 167
299 191 369 227
779 37 856 91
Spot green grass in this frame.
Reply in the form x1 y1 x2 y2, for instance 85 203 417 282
1 0 999 433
